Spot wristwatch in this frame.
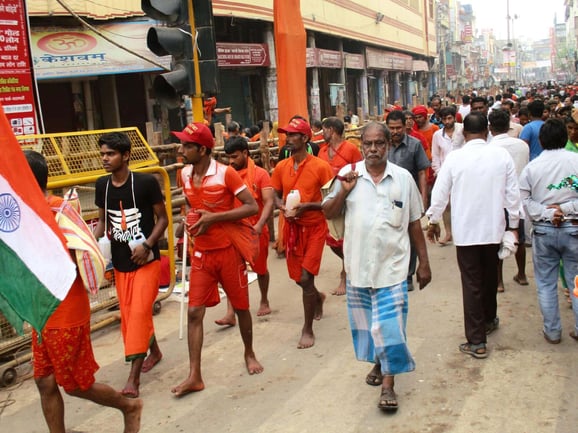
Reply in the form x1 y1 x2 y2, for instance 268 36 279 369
427 220 439 228
142 241 152 250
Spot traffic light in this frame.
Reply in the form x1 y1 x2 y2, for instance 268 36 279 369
142 0 220 108
193 0 219 95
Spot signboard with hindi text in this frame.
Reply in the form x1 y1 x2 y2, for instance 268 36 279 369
217 43 270 67
0 0 39 135
31 23 171 80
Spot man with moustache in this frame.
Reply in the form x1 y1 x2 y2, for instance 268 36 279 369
386 110 430 291
323 121 431 411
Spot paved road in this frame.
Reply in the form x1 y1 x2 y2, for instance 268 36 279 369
1 234 577 433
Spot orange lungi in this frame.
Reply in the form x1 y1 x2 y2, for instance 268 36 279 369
284 221 328 282
32 322 99 392
114 260 160 361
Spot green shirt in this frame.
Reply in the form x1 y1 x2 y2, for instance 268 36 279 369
565 140 578 153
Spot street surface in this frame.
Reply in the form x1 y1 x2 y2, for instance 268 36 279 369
1 223 577 433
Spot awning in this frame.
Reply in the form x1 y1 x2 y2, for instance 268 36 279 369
412 60 429 72
30 21 171 80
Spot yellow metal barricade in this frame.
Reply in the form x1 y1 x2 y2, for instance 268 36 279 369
0 128 175 386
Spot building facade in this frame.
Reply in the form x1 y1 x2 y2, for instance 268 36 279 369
25 0 436 137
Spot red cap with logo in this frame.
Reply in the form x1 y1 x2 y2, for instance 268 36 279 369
277 117 312 140
171 122 214 148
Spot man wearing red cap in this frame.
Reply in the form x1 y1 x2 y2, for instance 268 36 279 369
271 117 334 349
171 122 263 397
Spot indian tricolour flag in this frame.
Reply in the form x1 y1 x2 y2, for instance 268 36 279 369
0 105 76 334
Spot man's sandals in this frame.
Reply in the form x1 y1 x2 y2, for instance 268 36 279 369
459 342 487 359
378 388 398 412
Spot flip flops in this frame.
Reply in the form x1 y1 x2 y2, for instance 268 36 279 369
378 387 398 412
366 371 383 386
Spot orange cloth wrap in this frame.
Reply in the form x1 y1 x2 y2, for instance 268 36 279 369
114 260 160 361
284 222 328 282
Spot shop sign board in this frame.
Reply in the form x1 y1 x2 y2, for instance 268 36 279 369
0 0 39 135
306 48 343 68
217 43 270 67
365 47 412 71
344 53 364 70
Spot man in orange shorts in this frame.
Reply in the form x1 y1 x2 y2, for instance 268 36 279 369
171 122 263 397
94 132 168 398
25 150 142 433
215 136 275 326
318 116 362 296
271 117 334 349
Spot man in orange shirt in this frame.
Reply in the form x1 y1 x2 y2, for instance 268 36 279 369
271 117 334 349
412 105 438 190
171 122 263 397
318 116 362 296
215 136 275 326
25 151 142 433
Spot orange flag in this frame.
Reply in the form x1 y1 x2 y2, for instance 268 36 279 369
274 0 308 148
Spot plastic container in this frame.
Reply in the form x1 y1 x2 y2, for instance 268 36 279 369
98 236 112 261
128 233 154 262
285 189 301 217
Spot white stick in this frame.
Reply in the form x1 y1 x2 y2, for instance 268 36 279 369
178 230 188 340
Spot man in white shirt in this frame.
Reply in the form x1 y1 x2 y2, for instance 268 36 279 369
518 118 578 344
323 121 431 412
489 109 530 292
458 95 471 120
431 106 465 245
426 112 521 359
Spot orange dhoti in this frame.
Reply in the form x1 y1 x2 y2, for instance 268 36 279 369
114 260 160 361
284 221 328 282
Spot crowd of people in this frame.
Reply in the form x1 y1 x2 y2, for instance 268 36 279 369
25 82 578 431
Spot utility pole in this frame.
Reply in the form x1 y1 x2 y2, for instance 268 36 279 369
506 0 511 81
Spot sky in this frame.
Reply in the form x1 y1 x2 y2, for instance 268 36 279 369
463 0 566 41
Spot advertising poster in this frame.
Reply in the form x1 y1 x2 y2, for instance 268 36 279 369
0 0 38 135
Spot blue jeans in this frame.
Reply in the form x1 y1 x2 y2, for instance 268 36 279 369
532 222 578 340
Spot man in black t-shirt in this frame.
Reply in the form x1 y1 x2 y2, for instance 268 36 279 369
94 132 168 398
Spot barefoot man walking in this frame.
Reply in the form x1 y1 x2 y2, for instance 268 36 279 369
172 123 263 397
25 151 143 432
215 136 276 325
95 132 167 398
271 117 334 348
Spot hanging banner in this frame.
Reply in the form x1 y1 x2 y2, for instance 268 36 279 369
0 0 39 135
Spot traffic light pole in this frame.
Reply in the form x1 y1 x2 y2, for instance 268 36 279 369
187 0 204 122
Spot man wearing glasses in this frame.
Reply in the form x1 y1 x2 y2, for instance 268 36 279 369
323 121 431 412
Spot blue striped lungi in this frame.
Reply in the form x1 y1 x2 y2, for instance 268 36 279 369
346 280 415 375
